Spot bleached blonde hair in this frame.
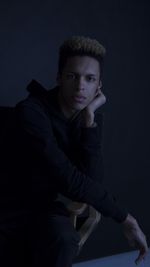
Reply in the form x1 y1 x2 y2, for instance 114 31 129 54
58 35 106 75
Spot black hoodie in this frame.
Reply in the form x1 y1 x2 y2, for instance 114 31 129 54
1 80 128 223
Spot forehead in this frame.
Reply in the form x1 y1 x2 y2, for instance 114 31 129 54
63 56 100 75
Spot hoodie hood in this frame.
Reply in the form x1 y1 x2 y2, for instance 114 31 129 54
26 79 70 122
27 79 48 96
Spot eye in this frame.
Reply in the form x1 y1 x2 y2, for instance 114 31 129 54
86 76 96 82
66 73 76 80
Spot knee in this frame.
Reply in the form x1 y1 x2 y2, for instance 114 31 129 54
48 215 81 256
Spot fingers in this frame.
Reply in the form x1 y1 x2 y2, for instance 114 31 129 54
135 251 146 265
135 257 143 265
124 227 149 265
135 245 149 265
95 88 102 97
98 91 106 104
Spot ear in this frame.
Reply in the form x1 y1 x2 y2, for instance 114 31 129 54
98 80 102 90
95 80 102 96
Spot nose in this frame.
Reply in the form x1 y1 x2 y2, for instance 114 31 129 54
75 76 85 91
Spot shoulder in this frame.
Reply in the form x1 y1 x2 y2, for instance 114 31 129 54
15 79 51 112
15 95 51 127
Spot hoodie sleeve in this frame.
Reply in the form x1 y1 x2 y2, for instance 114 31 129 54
70 111 104 183
15 97 128 223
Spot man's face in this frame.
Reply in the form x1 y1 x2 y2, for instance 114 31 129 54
57 56 101 118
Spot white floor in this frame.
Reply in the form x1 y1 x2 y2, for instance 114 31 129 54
73 249 150 267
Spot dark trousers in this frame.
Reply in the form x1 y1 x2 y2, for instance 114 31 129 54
0 209 80 267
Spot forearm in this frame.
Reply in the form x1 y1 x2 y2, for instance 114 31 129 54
72 111 104 182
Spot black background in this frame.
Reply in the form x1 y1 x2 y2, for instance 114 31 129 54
0 0 150 263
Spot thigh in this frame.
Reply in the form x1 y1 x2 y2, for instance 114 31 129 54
31 211 80 250
48 213 80 247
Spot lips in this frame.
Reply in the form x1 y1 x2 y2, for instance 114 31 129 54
72 95 86 103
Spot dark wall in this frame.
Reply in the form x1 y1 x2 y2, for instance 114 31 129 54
0 0 150 262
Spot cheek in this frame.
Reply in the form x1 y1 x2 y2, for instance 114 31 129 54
61 81 70 92
89 89 97 100
95 87 99 96
62 81 74 94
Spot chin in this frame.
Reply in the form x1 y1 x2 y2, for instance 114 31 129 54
71 103 86 111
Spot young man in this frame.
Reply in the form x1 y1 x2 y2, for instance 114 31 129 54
0 36 148 266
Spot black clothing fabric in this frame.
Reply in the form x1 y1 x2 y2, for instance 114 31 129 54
0 210 80 267
0 80 128 223
0 79 129 266
32 213 80 267
7 81 127 222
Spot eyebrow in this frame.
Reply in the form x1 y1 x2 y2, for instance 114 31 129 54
86 74 97 77
66 71 97 77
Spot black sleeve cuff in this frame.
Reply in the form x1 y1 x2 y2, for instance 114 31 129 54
85 182 128 223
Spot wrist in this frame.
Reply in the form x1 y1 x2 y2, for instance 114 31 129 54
81 110 95 127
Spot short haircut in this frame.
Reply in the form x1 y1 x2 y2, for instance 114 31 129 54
58 36 106 77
